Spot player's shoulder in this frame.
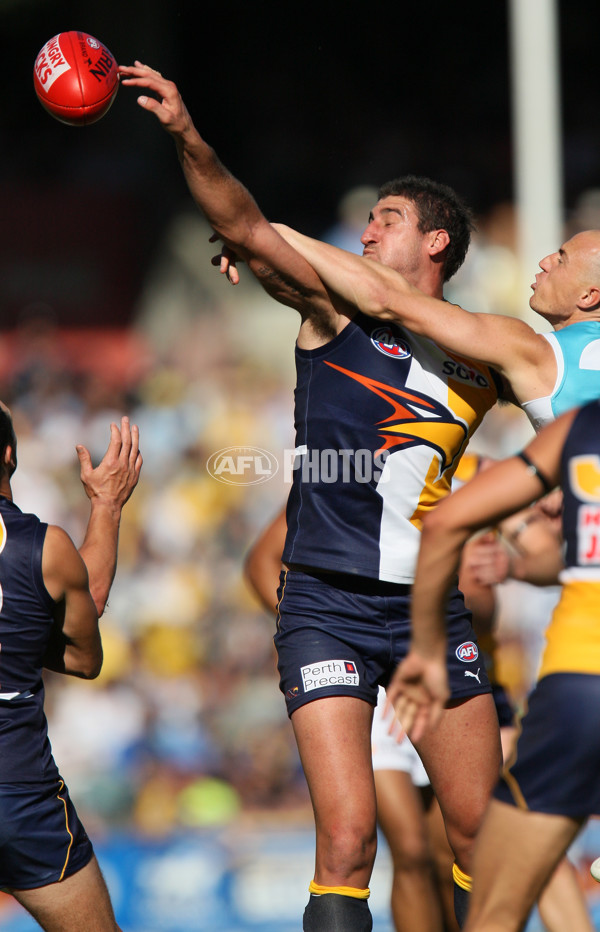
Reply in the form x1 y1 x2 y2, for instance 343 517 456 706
42 525 81 572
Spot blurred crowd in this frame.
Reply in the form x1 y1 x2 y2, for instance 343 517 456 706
0 188 597 844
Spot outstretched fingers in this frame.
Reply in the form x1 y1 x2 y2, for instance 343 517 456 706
118 62 189 131
77 418 142 509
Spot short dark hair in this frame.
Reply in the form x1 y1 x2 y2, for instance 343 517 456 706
378 175 475 281
0 405 16 473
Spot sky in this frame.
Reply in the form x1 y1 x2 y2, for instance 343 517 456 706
1 0 599 326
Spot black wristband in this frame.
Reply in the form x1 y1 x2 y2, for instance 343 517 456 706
516 451 554 495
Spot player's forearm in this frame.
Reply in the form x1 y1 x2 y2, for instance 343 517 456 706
78 502 122 617
44 631 103 679
175 128 265 253
411 523 470 658
274 225 405 311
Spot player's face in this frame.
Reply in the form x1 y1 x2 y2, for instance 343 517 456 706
530 232 600 320
360 197 428 282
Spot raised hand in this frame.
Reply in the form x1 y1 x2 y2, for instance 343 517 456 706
118 62 193 137
77 417 142 513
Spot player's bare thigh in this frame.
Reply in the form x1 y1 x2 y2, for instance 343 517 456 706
10 855 121 932
464 799 583 932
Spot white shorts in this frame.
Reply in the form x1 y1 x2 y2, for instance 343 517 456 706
371 686 430 787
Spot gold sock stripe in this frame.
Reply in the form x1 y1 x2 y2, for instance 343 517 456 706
452 862 472 892
309 881 370 899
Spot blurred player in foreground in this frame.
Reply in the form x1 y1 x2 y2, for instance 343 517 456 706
389 399 600 931
246 487 592 932
0 406 141 932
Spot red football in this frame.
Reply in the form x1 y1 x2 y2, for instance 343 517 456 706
33 31 119 126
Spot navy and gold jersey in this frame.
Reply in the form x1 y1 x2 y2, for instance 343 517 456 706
283 312 502 582
0 496 58 782
539 399 600 677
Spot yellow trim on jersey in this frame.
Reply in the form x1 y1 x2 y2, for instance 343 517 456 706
56 780 74 881
452 863 473 892
453 452 482 485
309 881 370 899
409 359 497 529
539 581 600 678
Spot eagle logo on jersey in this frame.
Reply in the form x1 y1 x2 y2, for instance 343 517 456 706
569 455 600 503
324 361 468 468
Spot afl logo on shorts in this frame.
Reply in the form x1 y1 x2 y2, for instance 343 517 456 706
456 641 479 662
371 326 411 360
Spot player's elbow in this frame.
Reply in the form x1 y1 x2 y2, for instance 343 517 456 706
421 507 469 552
76 649 103 680
421 507 451 539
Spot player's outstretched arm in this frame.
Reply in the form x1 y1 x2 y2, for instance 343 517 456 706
76 417 142 617
274 223 555 399
118 63 334 318
42 418 142 678
388 408 576 741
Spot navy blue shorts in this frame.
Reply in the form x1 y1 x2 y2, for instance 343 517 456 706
274 568 491 717
0 777 93 890
495 672 600 818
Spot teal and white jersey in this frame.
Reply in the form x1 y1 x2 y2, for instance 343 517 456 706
521 321 600 430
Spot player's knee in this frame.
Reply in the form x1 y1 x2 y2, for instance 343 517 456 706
444 806 487 867
320 822 377 878
388 831 432 873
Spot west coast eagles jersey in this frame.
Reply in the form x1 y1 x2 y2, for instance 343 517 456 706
540 399 600 677
282 312 502 582
0 497 59 782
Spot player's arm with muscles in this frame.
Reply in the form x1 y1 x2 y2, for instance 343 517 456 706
42 418 142 679
118 63 349 344
388 408 576 742
272 223 555 400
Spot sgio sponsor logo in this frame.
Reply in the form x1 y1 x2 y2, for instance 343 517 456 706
442 360 490 388
301 659 360 692
206 446 279 485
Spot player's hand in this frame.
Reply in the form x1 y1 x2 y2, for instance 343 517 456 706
384 650 449 744
464 532 511 586
77 417 142 511
209 233 242 285
118 62 193 137
534 487 563 532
